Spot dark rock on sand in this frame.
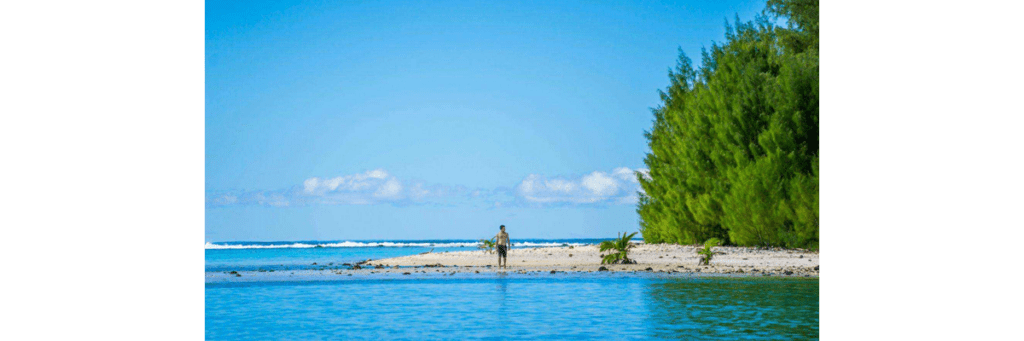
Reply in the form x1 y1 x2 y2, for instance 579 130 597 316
645 267 653 271
814 265 819 270
598 266 609 271
403 272 411 275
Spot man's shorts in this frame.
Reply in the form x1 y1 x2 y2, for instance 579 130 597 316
497 245 507 257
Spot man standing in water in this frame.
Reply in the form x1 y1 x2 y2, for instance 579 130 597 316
495 225 510 268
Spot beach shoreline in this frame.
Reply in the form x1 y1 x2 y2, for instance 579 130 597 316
204 244 820 283
363 244 819 277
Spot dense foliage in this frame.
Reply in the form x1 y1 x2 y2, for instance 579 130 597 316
637 0 818 249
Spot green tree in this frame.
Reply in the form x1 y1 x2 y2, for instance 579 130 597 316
638 0 818 249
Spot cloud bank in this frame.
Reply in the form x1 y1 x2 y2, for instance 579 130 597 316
207 167 647 208
301 169 433 204
514 167 647 205
207 169 461 208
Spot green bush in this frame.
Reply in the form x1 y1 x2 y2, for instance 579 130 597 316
697 238 723 265
478 238 496 254
599 232 638 264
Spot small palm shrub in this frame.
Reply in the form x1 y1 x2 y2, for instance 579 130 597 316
599 232 638 264
697 238 722 265
478 238 496 254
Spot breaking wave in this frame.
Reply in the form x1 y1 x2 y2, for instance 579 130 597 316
205 240 599 249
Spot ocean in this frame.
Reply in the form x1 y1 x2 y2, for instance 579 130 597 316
206 239 819 340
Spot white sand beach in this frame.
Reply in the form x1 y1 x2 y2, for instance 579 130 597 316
363 244 819 277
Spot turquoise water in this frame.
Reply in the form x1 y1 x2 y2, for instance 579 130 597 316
205 239 599 272
206 240 818 340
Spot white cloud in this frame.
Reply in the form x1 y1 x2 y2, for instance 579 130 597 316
208 167 647 208
613 167 639 182
302 178 319 193
582 171 619 196
206 191 292 207
515 168 647 205
303 169 392 195
209 169 430 207
373 178 403 199
211 195 238 206
254 193 289 207
300 169 414 204
408 183 430 199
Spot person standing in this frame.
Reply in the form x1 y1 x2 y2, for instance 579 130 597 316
495 225 510 268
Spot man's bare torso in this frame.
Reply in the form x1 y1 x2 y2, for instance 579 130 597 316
496 231 509 246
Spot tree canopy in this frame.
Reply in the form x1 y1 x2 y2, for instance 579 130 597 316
637 0 818 249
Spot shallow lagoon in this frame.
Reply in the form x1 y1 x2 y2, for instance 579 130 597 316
207 275 817 340
206 243 818 340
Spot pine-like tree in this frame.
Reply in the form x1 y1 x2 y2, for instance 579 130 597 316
638 0 818 249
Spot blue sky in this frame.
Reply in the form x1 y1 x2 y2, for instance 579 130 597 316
206 0 766 242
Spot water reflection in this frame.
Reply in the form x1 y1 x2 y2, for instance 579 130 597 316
643 278 819 339
496 275 509 314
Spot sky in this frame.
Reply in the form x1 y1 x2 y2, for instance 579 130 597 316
206 0 767 242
